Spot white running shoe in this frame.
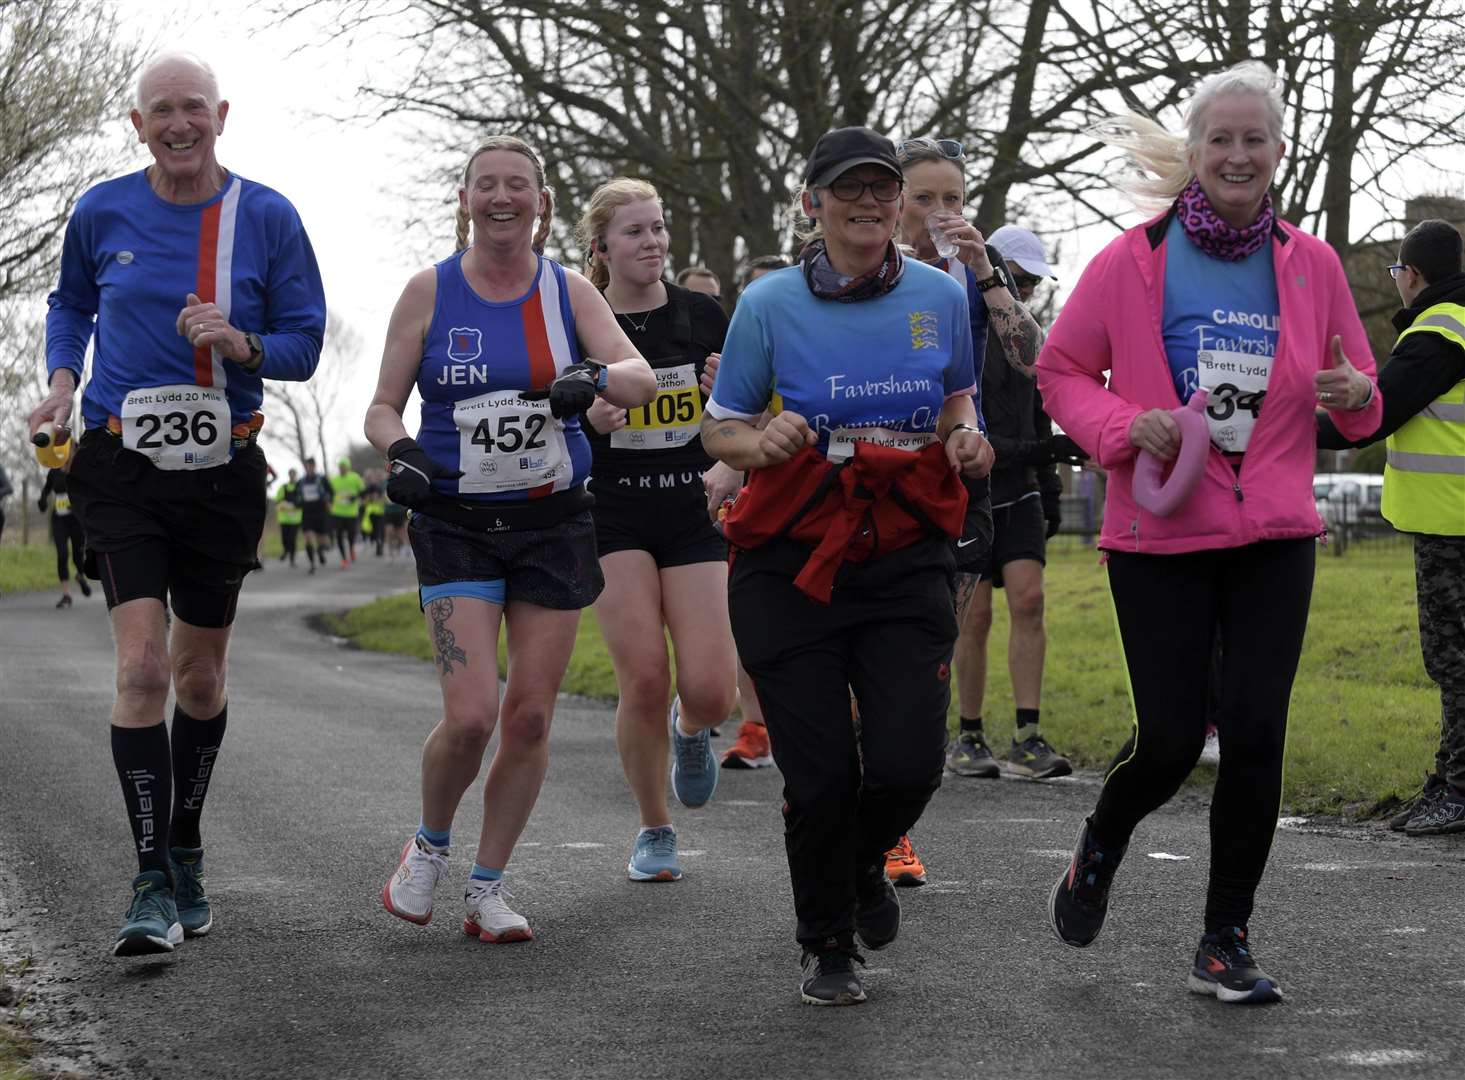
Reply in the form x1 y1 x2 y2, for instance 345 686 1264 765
381 836 448 926
463 879 533 943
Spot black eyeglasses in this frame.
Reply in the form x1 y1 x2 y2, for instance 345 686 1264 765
825 175 904 203
898 137 966 163
1012 273 1042 291
1386 263 1408 280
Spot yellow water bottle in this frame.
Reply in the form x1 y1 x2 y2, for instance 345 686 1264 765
32 422 72 469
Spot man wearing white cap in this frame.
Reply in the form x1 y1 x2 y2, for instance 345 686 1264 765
944 224 1087 782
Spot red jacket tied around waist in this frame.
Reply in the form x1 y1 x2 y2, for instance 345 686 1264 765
723 439 968 603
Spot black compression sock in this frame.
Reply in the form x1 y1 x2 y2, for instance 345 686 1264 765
960 715 984 734
111 724 174 883
304 544 315 566
170 704 227 849
1015 708 1041 739
337 534 348 561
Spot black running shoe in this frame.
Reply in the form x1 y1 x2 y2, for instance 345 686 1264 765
1049 818 1125 947
1188 927 1283 1004
800 940 867 1006
78 577 92 598
1006 733 1073 779
55 594 72 609
854 860 900 951
1405 786 1465 835
1389 773 1446 831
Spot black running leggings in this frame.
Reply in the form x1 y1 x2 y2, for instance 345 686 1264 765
52 514 85 583
1092 538 1314 932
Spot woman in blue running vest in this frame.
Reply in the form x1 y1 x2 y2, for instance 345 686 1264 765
366 135 655 944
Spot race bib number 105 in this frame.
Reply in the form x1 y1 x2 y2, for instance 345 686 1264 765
121 385 231 470
612 363 702 450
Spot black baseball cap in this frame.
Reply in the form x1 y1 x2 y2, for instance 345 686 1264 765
804 127 902 189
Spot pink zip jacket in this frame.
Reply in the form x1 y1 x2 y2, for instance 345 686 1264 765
1036 212 1383 554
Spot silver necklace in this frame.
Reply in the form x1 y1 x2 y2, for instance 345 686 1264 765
619 310 652 333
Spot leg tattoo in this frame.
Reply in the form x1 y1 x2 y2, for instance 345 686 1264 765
427 597 469 676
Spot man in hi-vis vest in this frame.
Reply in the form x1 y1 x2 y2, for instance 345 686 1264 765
1320 218 1465 835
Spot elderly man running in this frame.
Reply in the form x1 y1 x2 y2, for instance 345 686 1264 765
28 52 326 957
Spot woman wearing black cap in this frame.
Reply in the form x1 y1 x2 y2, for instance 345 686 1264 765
702 126 993 1006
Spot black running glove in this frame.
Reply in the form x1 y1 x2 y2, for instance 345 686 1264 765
521 361 605 419
1042 491 1063 539
386 438 462 508
1040 434 1089 466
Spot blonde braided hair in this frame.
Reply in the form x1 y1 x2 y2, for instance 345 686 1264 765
455 135 554 253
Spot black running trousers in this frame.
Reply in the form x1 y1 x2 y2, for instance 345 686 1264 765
1093 537 1314 931
729 537 956 948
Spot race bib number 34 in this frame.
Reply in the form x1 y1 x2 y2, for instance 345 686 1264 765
612 363 702 450
1198 350 1272 452
455 390 571 493
121 385 231 470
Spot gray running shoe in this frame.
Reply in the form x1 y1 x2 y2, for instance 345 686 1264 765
800 941 867 1006
669 696 719 808
1006 733 1073 779
113 871 183 957
169 846 213 937
946 730 1000 778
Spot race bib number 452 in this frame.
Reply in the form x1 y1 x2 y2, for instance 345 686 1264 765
612 363 702 450
121 385 231 470
454 390 572 494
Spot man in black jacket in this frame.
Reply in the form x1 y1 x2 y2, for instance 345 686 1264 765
1319 218 1465 835
945 226 1086 780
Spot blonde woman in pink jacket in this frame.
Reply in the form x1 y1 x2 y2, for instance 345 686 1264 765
1037 61 1382 1005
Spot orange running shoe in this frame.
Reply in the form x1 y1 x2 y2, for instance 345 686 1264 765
722 720 773 769
885 835 927 887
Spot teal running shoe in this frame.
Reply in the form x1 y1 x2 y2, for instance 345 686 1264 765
628 825 682 882
170 846 213 937
669 696 719 808
113 871 183 957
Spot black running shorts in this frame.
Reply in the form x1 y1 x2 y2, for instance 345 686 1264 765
409 509 604 610
301 507 330 534
589 473 726 568
970 494 1047 588
67 430 267 628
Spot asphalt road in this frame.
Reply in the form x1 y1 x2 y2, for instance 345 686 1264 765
1 554 1463 1080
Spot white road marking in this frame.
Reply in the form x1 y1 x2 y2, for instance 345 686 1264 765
1146 852 1190 861
1027 849 1073 859
1382 927 1427 934
558 842 605 849
1324 1050 1429 1067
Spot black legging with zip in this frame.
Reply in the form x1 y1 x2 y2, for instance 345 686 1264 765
1092 537 1314 932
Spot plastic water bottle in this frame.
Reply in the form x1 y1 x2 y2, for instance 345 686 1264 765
32 422 72 469
927 213 959 260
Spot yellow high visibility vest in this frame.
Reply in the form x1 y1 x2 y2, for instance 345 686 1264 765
1383 301 1465 536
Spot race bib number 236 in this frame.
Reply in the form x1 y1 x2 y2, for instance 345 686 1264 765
121 385 231 470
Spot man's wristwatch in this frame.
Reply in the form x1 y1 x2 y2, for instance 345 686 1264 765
243 332 265 373
947 423 983 442
975 270 1007 293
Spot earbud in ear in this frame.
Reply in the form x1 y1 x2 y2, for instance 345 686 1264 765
597 240 608 253
809 191 822 209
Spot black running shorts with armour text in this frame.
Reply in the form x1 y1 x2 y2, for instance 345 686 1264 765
589 472 727 568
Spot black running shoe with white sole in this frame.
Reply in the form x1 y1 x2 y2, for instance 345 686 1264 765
1049 817 1125 947
1188 927 1283 1004
800 940 867 1006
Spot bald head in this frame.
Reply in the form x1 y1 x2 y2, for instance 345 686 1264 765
135 52 220 112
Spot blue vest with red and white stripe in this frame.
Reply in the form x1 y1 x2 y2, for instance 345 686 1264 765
46 170 326 431
415 252 592 503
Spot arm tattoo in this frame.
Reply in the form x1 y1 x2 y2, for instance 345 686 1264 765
427 597 468 676
989 302 1043 378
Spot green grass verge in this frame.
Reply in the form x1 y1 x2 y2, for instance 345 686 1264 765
0 544 57 595
329 542 1429 816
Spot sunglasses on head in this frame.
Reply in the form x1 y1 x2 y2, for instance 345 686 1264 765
898 137 966 163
